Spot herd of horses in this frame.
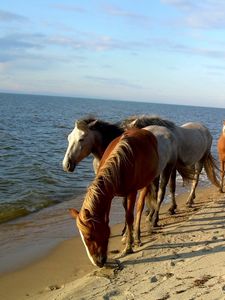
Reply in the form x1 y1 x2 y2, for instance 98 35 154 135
62 115 225 268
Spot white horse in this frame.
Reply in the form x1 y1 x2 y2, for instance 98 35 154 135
127 115 220 209
62 118 123 174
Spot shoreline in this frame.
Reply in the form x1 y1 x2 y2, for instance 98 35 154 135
0 191 126 275
0 178 204 275
0 185 222 299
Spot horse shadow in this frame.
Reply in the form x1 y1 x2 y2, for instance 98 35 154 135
124 242 225 266
120 199 225 267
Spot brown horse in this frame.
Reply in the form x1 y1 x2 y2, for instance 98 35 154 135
69 128 159 267
218 121 225 192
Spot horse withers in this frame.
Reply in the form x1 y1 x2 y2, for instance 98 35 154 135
218 121 225 193
69 129 159 268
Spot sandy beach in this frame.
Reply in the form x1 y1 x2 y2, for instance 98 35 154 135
1 186 225 300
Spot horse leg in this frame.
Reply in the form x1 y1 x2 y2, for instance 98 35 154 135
186 161 203 207
122 191 137 255
168 169 177 215
134 187 149 246
152 166 172 227
145 177 159 223
92 158 99 174
220 161 225 193
121 197 127 236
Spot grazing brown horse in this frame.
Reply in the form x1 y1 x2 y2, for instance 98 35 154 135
218 121 225 192
69 129 159 267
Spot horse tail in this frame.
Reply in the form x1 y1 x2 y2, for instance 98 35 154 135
176 160 195 183
203 152 220 188
146 184 158 209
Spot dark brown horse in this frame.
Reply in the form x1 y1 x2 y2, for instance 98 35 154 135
69 129 159 267
218 121 225 192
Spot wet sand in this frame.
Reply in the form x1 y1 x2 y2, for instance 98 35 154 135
1 186 224 299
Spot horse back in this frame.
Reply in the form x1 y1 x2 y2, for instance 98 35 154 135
178 122 212 163
98 128 159 195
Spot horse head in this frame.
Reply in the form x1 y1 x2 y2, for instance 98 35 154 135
62 120 97 172
70 208 110 268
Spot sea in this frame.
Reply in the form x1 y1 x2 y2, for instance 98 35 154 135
0 92 224 273
1 92 224 224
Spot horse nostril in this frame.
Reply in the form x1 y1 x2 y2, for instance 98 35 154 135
62 159 76 172
96 256 107 268
101 256 107 266
63 161 70 172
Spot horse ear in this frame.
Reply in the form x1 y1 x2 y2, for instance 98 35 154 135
76 120 88 132
83 208 91 220
88 119 98 129
69 208 79 219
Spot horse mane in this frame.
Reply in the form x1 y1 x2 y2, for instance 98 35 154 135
121 114 176 130
77 116 124 150
82 137 134 217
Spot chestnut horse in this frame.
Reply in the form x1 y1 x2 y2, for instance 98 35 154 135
218 121 225 192
69 129 159 267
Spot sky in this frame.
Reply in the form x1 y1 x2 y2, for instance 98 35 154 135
1 0 225 108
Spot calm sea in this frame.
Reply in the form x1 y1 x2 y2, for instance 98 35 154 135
0 92 224 224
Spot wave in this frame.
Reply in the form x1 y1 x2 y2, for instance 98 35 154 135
0 194 59 224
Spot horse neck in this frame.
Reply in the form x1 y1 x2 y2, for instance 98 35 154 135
91 124 124 160
90 131 106 161
82 175 114 223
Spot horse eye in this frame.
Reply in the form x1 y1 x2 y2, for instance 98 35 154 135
79 138 84 142
86 236 93 242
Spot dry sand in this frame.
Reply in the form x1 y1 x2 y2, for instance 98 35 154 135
1 186 225 300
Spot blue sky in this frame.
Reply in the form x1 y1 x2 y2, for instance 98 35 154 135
1 0 225 108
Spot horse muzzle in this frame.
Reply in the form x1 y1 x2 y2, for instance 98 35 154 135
62 160 76 172
95 255 107 268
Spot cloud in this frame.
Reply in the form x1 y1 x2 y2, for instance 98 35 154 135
52 3 86 13
148 36 225 60
205 65 225 71
48 34 125 51
48 32 156 52
103 4 151 27
0 33 45 52
0 9 28 23
0 33 47 65
85 75 143 89
0 31 89 75
161 0 199 11
161 0 225 29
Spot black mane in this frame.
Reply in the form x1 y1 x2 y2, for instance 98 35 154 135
78 117 124 149
121 115 176 130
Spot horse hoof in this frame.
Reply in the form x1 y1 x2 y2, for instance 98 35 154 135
134 240 142 247
168 208 175 215
186 201 193 208
152 222 159 228
122 248 133 256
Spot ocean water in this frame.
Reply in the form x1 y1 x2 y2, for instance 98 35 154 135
0 92 225 225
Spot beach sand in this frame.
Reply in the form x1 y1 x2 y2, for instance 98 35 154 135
1 186 225 300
